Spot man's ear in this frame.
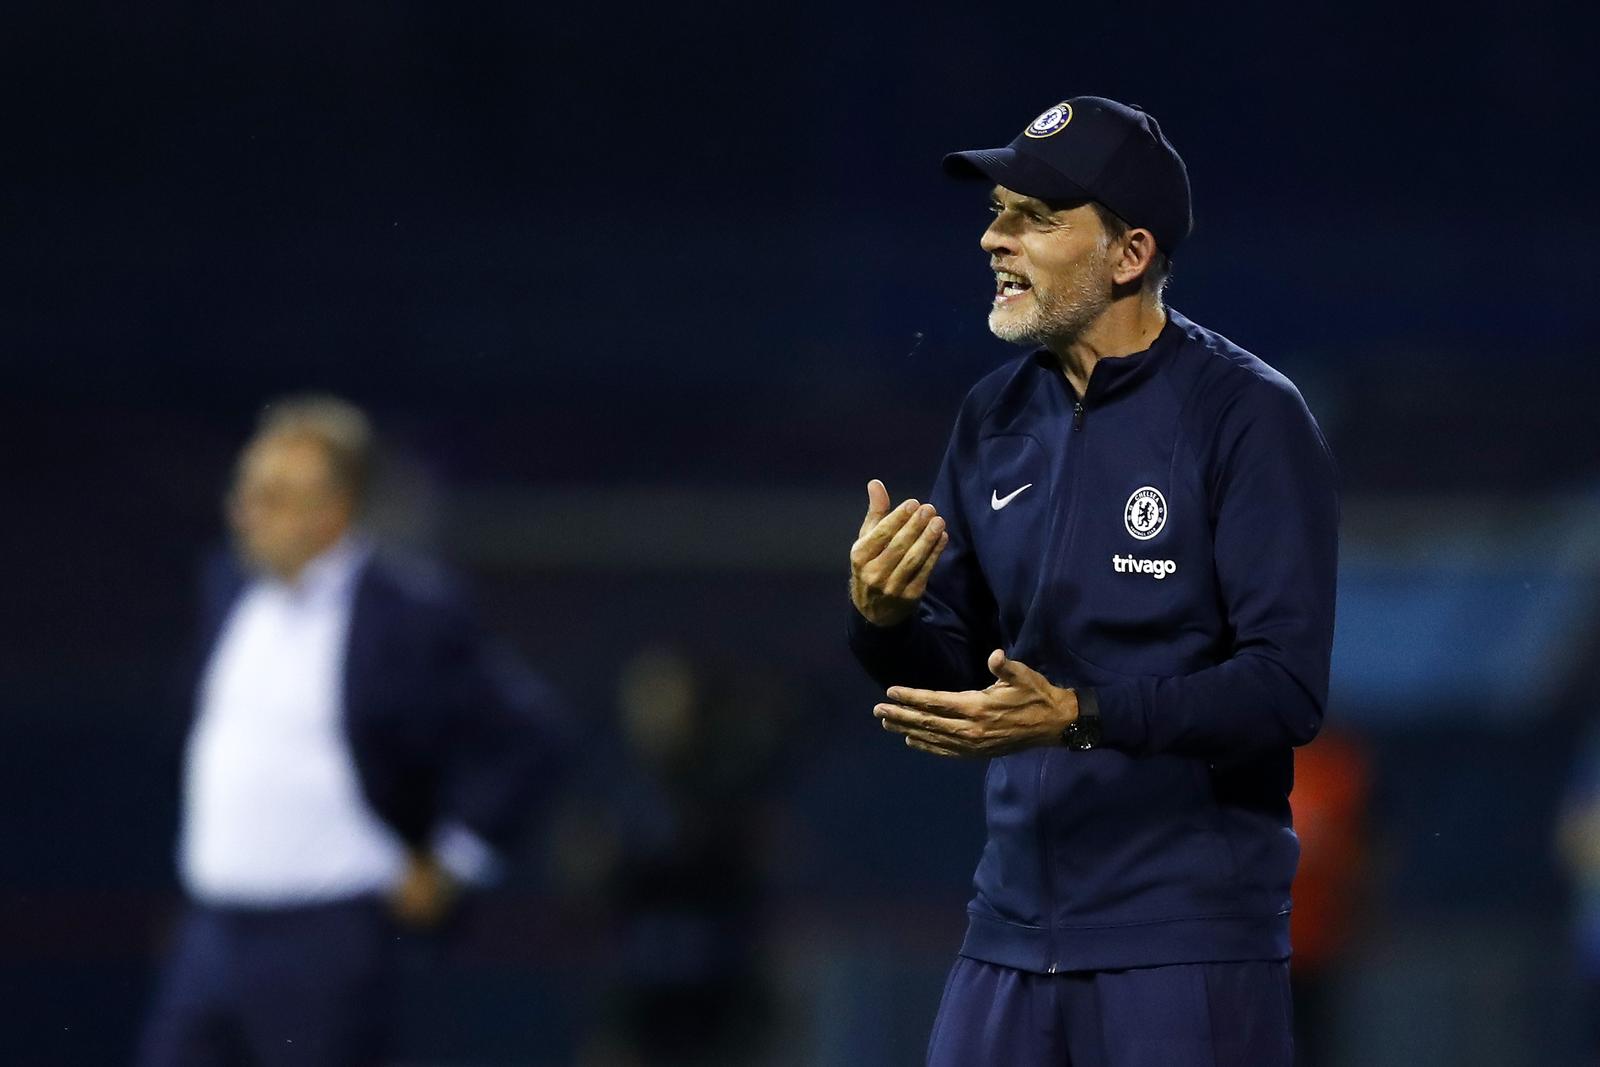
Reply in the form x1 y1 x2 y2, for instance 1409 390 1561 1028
1112 227 1159 287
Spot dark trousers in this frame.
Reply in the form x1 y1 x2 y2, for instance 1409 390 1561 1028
136 897 394 1067
926 955 1293 1067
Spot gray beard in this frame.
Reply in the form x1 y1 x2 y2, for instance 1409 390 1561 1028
987 245 1113 347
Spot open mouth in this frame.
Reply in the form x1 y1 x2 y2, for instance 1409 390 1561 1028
994 270 1032 304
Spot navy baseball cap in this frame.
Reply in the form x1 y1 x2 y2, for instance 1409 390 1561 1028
943 96 1193 255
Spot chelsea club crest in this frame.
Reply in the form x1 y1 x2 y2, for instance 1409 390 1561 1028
1124 486 1167 540
1024 102 1074 139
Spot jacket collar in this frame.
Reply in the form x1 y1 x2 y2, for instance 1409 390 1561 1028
258 533 371 605
1030 307 1186 403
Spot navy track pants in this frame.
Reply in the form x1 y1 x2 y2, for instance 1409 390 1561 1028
926 955 1293 1067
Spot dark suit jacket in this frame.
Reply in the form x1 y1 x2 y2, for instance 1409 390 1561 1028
187 547 570 853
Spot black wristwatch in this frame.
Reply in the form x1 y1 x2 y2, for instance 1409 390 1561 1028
1060 688 1102 751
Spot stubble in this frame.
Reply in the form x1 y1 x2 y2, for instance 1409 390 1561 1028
987 240 1114 348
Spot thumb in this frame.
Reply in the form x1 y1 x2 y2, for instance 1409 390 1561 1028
988 648 1041 687
860 478 892 536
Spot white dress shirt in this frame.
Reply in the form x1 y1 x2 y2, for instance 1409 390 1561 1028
179 538 411 906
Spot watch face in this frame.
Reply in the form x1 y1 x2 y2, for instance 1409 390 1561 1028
1063 718 1100 751
1079 718 1102 749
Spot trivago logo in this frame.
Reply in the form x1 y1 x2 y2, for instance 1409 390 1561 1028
1111 554 1177 579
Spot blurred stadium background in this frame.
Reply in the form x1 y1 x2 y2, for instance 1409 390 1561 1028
3 1 1598 1063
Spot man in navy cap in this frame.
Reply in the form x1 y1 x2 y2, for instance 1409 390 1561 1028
846 96 1338 1065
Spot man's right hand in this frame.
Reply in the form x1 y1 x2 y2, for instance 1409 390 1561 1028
850 479 949 628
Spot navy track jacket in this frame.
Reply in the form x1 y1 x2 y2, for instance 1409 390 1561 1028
849 309 1339 974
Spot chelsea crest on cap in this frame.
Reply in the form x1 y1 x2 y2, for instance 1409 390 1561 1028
943 95 1194 255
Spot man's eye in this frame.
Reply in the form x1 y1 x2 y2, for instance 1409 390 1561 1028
987 203 1002 215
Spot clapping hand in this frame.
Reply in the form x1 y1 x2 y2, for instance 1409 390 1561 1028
875 649 1079 758
849 479 948 628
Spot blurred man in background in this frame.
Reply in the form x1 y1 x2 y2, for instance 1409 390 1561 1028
137 395 569 1067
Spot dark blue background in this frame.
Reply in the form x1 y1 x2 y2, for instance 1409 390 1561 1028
4 1 1598 1063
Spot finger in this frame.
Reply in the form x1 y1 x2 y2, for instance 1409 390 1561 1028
905 734 967 758
988 649 1045 688
900 532 949 601
885 714 973 753
875 701 969 733
877 708 971 749
987 649 1010 681
882 687 973 715
883 513 947 595
873 503 935 576
851 498 921 565
858 479 893 539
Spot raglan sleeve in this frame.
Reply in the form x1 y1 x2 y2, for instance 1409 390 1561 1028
847 398 1003 694
1091 375 1340 758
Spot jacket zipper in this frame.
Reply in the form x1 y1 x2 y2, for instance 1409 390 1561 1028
1039 393 1086 973
1036 751 1058 973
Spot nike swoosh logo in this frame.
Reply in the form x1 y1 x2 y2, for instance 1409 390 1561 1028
991 483 1034 511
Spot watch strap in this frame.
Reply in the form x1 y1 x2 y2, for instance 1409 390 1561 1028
1061 687 1102 750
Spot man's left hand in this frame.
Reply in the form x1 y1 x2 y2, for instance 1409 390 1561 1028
875 649 1079 758
390 852 459 929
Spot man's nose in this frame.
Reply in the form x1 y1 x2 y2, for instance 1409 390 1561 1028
980 219 1014 256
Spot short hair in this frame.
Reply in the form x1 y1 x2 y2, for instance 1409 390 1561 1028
1089 200 1171 299
255 393 375 504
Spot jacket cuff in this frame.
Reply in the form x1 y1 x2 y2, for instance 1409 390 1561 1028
846 604 917 654
1090 680 1149 755
431 822 502 887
